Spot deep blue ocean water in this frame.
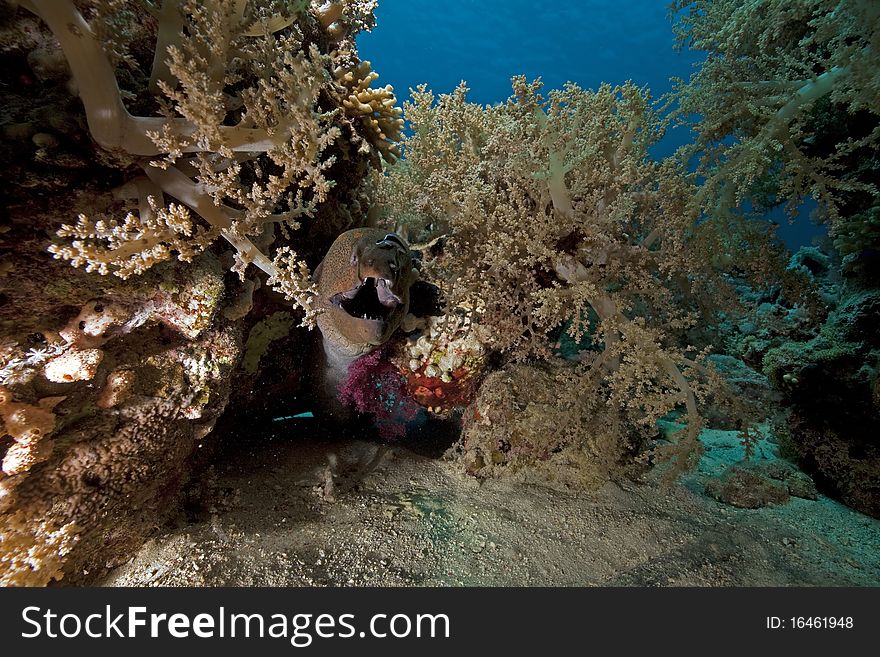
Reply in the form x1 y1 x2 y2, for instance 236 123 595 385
357 0 819 249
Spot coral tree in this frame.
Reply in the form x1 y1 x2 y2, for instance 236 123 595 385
670 0 880 231
23 0 402 325
671 0 880 516
0 0 398 585
379 79 766 483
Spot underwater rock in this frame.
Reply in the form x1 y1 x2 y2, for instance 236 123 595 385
834 290 880 346
784 414 879 517
0 237 241 585
451 362 641 489
703 355 777 430
705 465 790 509
784 470 820 501
762 460 819 501
760 287 880 518
241 312 295 376
788 246 831 279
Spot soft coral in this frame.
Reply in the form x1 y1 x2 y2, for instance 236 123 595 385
338 347 422 439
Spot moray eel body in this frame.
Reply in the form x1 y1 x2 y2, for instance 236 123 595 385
313 228 418 402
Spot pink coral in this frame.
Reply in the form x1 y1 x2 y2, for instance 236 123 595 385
338 348 421 439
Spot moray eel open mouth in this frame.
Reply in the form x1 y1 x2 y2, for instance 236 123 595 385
330 277 402 323
315 227 418 358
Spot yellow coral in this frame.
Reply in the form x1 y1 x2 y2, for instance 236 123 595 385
334 59 404 164
312 0 377 41
378 78 765 480
49 201 216 280
0 510 79 587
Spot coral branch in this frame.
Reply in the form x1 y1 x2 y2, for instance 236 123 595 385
671 0 880 221
27 0 290 155
147 0 185 96
27 0 383 326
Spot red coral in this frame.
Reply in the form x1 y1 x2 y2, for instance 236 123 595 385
404 366 478 411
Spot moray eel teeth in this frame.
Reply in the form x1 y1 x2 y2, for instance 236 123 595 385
330 276 402 323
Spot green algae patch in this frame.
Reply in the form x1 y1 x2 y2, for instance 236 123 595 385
242 312 295 375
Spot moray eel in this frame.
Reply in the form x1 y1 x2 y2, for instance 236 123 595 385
313 227 418 401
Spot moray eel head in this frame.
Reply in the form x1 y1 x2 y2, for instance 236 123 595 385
315 228 418 358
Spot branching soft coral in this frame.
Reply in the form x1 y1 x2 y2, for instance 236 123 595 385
670 0 880 227
379 79 766 479
17 0 394 326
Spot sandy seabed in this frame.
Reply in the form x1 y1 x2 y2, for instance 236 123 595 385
100 426 880 587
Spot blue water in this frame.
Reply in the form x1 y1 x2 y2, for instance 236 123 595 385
357 0 701 158
358 1 821 250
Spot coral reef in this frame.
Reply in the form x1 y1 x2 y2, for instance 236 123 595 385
669 0 880 518
378 78 773 483
0 239 242 585
0 386 60 476
833 204 880 281
759 290 880 517
719 241 880 517
2 0 876 586
8 0 402 325
0 0 393 585
670 0 880 226
1 510 79 587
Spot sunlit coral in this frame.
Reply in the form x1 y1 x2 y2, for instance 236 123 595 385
21 0 381 326
312 0 377 42
43 348 104 383
333 59 404 164
379 78 765 479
